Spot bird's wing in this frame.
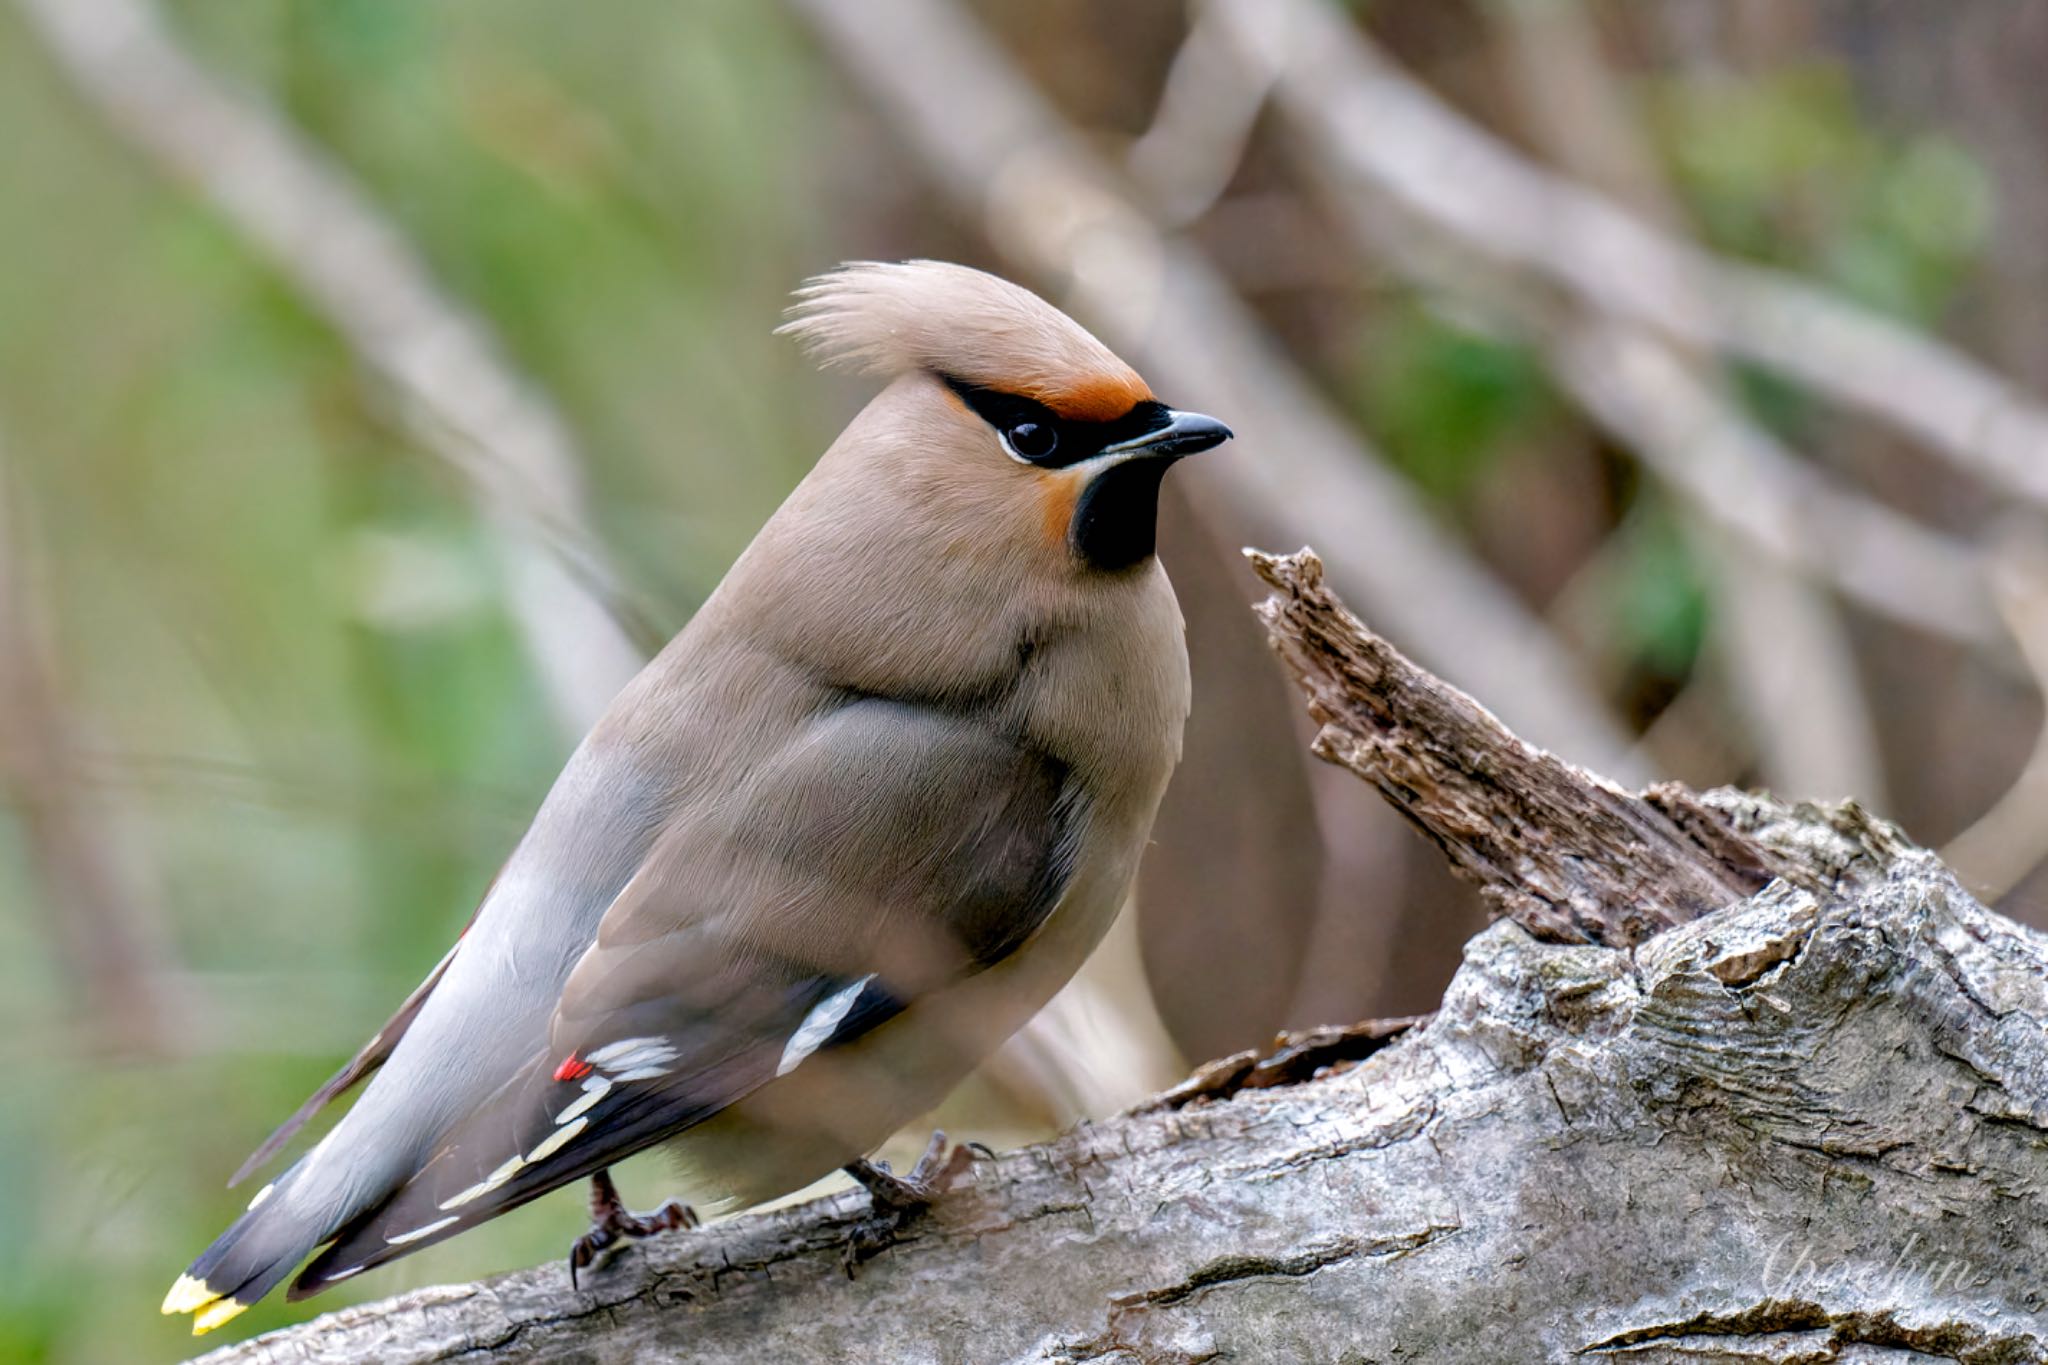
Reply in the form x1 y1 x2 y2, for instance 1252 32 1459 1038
229 894 488 1188
293 696 1080 1293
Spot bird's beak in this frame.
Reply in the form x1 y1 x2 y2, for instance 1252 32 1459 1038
1099 409 1234 461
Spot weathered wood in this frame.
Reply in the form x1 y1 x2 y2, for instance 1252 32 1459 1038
1246 546 1903 947
196 550 2048 1365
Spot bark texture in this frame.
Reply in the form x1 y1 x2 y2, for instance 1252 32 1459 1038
197 551 2048 1365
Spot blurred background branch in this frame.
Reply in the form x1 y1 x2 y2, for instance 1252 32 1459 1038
1940 536 2048 900
14 0 650 736
1226 0 2048 515
0 423 186 1057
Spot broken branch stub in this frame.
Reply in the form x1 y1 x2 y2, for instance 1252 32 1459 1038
1246 546 1904 946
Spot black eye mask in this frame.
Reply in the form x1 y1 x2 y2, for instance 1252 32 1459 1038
941 375 1171 469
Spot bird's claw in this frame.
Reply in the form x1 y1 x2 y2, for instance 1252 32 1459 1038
840 1130 983 1275
566 1171 698 1291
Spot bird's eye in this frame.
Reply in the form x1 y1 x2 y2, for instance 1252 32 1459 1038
1006 422 1058 461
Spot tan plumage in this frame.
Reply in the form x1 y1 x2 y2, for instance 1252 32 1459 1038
782 259 1154 419
165 260 1231 1333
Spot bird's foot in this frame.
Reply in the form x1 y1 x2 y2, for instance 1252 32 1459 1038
840 1130 986 1274
568 1168 699 1290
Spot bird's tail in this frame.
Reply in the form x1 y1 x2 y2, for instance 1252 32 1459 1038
161 1160 349 1337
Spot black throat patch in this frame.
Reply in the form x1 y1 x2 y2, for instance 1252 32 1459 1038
940 373 1175 571
1069 458 1173 572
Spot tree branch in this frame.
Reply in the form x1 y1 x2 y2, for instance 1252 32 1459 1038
193 549 2048 1364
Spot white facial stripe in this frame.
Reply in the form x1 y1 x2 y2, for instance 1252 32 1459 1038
1062 446 1152 478
1003 431 1163 472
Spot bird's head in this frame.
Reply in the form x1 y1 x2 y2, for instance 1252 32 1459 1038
780 260 1231 574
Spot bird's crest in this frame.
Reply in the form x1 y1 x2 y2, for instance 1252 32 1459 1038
779 260 1152 422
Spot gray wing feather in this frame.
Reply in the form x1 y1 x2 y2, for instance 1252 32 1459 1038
293 696 1080 1292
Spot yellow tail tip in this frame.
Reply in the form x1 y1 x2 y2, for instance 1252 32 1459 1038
161 1274 218 1316
191 1298 249 1335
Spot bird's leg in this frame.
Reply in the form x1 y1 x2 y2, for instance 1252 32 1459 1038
840 1130 984 1272
846 1128 980 1209
566 1168 698 1290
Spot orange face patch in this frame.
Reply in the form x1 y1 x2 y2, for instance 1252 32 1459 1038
1031 370 1154 423
1037 469 1083 548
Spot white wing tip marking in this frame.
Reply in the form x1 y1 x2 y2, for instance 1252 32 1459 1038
587 1037 680 1071
527 1115 588 1163
554 1076 612 1125
386 1215 459 1246
777 976 874 1077
439 1155 530 1211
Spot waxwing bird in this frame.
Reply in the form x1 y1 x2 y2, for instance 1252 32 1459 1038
164 260 1232 1334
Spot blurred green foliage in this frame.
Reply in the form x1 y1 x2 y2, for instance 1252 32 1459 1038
1650 65 1993 324
1357 298 1556 503
1602 501 1712 689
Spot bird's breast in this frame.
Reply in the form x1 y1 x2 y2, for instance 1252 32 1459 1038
1009 561 1189 804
